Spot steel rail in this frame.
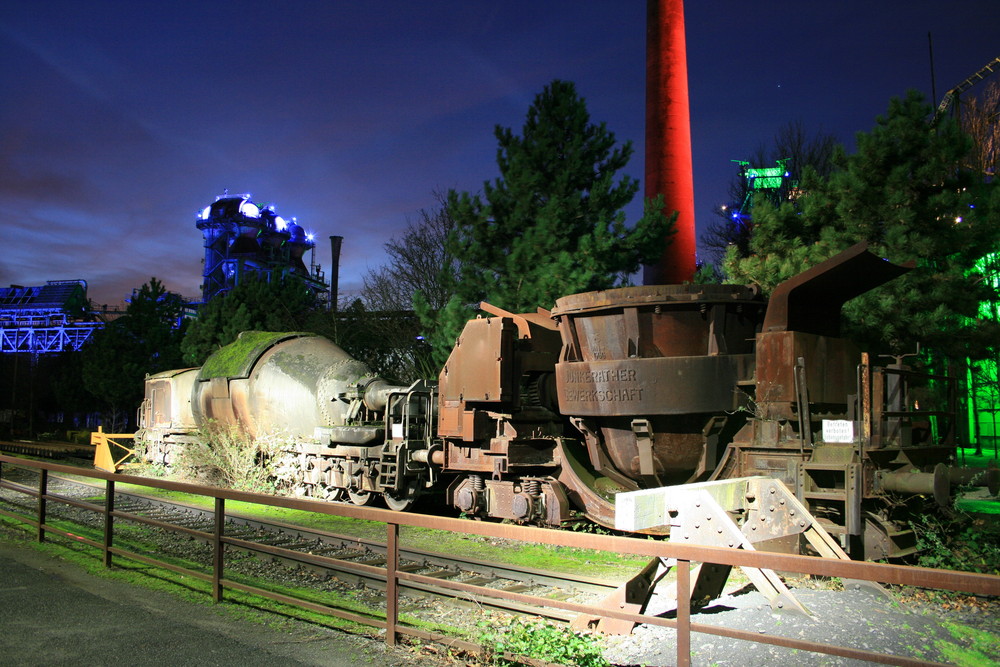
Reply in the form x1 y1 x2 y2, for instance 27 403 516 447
45 472 622 594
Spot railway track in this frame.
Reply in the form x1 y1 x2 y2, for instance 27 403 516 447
0 439 94 461
0 469 624 624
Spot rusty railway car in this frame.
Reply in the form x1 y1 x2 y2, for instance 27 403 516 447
132 244 993 559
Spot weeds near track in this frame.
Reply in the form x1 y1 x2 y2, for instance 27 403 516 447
175 420 292 494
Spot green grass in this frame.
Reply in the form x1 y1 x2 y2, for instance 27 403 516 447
198 331 313 379
948 447 999 516
956 498 1000 515
936 622 1000 667
955 447 1000 468
79 473 651 581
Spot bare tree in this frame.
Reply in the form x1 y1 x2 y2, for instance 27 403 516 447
361 192 457 312
338 192 459 382
960 79 1000 180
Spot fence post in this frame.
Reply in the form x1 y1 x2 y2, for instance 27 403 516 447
103 479 115 567
676 559 691 667
37 468 48 543
385 522 399 647
213 497 225 602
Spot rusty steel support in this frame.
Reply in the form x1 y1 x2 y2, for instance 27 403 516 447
643 0 697 285
103 479 115 568
860 354 872 452
213 497 225 602
590 476 857 633
676 560 691 667
571 557 667 635
36 468 47 543
386 523 400 647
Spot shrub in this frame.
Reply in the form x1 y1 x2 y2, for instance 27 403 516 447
478 618 608 667
910 511 1000 574
176 421 292 494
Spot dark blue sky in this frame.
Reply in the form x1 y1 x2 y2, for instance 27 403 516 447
1 1 997 306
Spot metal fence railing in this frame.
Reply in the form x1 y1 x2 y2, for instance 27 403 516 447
1 454 997 667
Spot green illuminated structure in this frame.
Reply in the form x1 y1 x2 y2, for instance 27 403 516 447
745 159 790 190
730 158 795 219
967 252 1000 453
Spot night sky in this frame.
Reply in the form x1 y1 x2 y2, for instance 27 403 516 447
1 2 997 307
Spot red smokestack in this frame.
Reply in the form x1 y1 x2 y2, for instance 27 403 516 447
642 0 697 285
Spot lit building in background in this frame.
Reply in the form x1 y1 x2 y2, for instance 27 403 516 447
729 158 796 222
968 253 1000 454
196 193 329 305
0 280 104 354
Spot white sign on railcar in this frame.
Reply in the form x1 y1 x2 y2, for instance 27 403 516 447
822 419 855 443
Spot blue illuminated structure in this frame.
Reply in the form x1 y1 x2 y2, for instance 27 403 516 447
0 280 104 354
196 193 328 304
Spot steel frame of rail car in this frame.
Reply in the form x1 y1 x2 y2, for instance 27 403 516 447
1 454 998 667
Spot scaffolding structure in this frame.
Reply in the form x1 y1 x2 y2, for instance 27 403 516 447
0 280 104 354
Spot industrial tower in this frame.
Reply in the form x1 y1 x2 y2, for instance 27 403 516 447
196 193 329 305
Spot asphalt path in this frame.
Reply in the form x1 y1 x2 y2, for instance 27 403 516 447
0 539 429 667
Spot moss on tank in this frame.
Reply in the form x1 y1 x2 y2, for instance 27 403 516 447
197 331 315 380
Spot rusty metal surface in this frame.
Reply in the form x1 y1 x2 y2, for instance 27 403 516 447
552 284 763 359
550 284 765 490
437 311 561 447
762 242 914 336
190 334 384 440
437 317 516 439
877 463 950 507
144 368 198 429
556 355 755 415
754 331 861 409
439 316 514 405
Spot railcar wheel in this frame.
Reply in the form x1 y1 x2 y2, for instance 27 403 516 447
384 486 418 512
325 487 346 502
348 489 373 506
383 494 412 511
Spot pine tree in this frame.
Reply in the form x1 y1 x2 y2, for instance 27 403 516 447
724 91 1000 360
81 278 188 426
181 275 317 365
421 80 672 364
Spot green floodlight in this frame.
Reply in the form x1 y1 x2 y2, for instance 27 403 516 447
743 158 791 190
747 166 785 189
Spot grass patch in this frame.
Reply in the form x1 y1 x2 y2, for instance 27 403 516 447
955 497 1000 515
955 448 1000 468
479 617 608 666
198 331 313 380
63 470 651 581
935 622 1000 667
